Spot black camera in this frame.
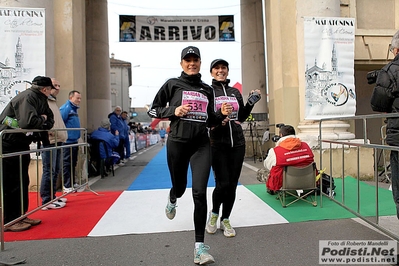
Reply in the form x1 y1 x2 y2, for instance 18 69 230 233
271 135 280 142
247 91 261 106
367 70 379 84
271 123 285 142
276 123 285 128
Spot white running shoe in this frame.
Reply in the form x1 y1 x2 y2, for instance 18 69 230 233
205 212 218 234
63 186 74 194
42 201 66 210
165 197 177 220
220 219 236 237
194 243 215 265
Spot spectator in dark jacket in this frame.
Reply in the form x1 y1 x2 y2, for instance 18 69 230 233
370 29 399 219
0 76 55 232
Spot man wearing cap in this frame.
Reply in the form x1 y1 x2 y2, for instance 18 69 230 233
40 78 68 210
148 46 232 265
0 75 55 232
90 119 120 177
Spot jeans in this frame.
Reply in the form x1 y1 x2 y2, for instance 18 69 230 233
63 143 78 188
390 150 399 219
40 144 62 204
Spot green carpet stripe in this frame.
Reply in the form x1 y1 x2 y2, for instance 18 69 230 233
245 176 396 223
334 176 396 217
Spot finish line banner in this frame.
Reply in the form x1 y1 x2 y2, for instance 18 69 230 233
304 17 356 120
119 15 234 42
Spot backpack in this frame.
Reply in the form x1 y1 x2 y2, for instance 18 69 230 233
370 62 399 112
316 172 336 197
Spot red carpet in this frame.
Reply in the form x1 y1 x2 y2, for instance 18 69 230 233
4 191 122 242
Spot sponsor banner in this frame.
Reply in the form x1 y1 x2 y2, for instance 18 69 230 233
119 15 234 42
319 240 397 264
304 17 356 119
0 7 46 112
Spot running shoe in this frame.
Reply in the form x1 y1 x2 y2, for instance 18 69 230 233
165 197 177 220
205 212 218 234
220 218 236 237
194 243 215 265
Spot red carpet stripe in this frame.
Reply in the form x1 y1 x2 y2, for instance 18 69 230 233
4 191 122 242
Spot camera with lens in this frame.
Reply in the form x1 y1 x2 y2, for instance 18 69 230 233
366 70 379 84
271 123 285 142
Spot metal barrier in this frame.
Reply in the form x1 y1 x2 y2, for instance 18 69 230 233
0 127 88 251
318 113 399 242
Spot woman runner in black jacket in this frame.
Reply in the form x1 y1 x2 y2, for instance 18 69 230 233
205 59 261 237
147 46 232 265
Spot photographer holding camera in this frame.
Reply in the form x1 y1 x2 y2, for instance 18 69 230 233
370 30 399 219
263 124 314 194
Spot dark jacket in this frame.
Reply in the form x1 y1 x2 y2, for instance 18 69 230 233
373 54 399 146
0 88 54 150
209 79 253 147
147 72 225 143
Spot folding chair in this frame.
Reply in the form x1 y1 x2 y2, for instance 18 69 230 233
278 162 317 208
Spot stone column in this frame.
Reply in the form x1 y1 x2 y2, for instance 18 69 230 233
53 0 87 129
240 0 267 121
85 0 111 132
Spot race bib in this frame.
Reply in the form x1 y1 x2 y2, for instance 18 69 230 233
215 96 239 120
181 90 209 122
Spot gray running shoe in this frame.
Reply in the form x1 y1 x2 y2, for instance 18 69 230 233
194 243 215 265
165 197 177 220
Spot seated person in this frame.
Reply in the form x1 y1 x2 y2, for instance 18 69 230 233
264 125 314 194
90 119 120 174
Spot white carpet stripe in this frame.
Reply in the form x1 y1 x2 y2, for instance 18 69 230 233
88 185 287 237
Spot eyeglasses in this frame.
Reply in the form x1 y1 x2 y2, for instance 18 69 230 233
390 46 396 53
52 84 60 91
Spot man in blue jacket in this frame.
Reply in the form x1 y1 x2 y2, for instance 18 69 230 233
91 119 120 160
109 106 126 165
60 90 81 193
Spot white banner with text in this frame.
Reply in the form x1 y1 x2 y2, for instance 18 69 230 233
119 15 234 42
0 7 46 112
304 17 356 120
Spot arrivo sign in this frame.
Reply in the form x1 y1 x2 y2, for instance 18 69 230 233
120 15 235 42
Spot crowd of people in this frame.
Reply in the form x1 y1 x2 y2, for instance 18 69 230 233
0 75 160 232
3 32 399 264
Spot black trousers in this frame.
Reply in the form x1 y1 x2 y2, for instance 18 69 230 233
115 138 125 162
211 144 245 220
2 145 31 224
167 135 211 243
